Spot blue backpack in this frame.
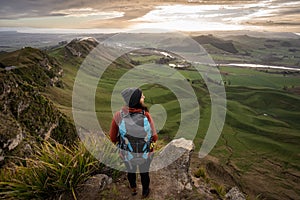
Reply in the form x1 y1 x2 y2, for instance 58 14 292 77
118 110 152 165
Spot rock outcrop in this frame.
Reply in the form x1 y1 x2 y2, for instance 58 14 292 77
64 37 99 58
225 187 246 200
91 138 217 200
150 138 197 198
77 174 113 200
149 138 218 199
0 48 76 166
79 138 247 200
0 47 63 88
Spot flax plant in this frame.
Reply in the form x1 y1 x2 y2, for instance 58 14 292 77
0 139 100 200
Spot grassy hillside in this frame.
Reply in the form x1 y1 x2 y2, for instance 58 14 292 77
194 34 300 67
0 47 77 169
209 66 300 199
34 36 300 199
3 32 300 198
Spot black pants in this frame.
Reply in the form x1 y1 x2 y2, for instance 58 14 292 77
124 158 151 192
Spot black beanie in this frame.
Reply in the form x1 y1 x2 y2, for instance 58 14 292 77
121 88 142 108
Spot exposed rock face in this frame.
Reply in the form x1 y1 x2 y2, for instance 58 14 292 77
7 133 23 151
0 47 63 88
65 37 99 58
225 187 246 200
95 138 215 199
76 138 247 200
0 48 76 166
150 138 215 200
151 138 195 192
77 174 112 200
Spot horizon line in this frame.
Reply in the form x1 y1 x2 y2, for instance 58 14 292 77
0 27 299 35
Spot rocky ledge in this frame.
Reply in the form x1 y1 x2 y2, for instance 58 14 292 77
77 138 245 200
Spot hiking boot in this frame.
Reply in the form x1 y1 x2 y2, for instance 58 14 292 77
131 187 137 196
142 188 150 198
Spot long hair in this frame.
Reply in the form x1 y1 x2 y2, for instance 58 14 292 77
131 102 149 112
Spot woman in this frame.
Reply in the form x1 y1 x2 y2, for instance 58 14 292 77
109 87 158 198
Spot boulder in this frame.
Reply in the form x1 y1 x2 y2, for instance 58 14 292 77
78 174 112 200
225 186 246 200
149 138 200 199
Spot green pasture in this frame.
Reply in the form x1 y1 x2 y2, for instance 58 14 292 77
46 49 300 197
221 66 300 89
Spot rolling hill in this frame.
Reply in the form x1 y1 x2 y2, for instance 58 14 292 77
0 33 299 199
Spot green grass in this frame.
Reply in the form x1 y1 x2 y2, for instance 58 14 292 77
42 46 300 198
128 54 161 64
194 166 207 179
220 66 300 89
48 47 300 160
1 35 299 199
212 183 226 198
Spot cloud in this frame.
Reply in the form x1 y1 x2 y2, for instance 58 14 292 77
50 8 124 18
0 0 299 32
129 1 300 32
0 0 105 19
0 0 58 19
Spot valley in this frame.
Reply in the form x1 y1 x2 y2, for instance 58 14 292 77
0 31 300 199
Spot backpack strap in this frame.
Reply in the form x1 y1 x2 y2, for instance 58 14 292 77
118 109 152 162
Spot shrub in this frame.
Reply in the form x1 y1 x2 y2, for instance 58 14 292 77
194 166 207 179
0 139 100 200
212 183 226 199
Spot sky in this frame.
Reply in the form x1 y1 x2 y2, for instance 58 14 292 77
0 0 299 33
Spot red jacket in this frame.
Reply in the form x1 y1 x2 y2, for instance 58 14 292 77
109 107 158 145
